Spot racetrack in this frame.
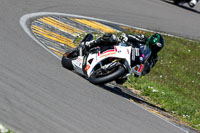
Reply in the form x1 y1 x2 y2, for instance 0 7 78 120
0 0 200 133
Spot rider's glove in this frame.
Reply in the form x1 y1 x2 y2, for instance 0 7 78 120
119 33 128 42
135 34 146 43
80 41 92 49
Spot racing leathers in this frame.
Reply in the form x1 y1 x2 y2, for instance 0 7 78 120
124 34 158 77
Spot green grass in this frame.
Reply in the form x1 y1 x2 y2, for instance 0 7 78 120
0 124 14 133
74 30 200 130
123 29 200 130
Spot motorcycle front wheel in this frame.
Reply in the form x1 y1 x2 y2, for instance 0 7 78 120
61 49 78 70
88 65 126 85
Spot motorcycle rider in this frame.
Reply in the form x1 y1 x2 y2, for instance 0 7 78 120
82 32 165 84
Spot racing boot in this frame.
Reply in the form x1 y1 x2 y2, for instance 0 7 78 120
188 0 198 7
115 78 127 85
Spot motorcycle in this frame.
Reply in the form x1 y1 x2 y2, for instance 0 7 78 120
173 0 199 8
61 34 149 85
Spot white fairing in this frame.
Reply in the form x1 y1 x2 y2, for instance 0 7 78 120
71 44 132 77
72 56 84 75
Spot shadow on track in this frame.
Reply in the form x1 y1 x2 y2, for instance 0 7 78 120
161 0 200 14
100 83 166 112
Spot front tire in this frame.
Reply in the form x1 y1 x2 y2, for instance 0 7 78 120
61 49 78 70
88 66 126 85
61 56 74 70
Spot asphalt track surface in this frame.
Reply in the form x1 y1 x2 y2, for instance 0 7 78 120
0 0 200 133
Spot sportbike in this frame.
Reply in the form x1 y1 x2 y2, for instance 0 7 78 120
61 34 149 85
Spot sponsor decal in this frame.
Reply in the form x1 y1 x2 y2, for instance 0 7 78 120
138 64 144 73
132 48 140 61
74 60 82 67
85 64 90 71
99 46 117 58
132 48 136 61
78 57 83 62
127 49 129 54
99 52 116 58
135 48 139 56
114 46 117 52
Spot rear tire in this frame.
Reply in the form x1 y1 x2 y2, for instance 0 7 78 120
88 66 126 85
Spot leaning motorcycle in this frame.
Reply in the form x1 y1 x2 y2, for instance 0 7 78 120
61 34 147 85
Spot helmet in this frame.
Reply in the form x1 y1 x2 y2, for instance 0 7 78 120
146 33 165 53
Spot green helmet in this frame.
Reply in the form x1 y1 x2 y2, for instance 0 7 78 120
146 33 165 53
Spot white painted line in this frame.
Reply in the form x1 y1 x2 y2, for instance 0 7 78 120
20 13 62 60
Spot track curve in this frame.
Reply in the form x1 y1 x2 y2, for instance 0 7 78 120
0 0 200 133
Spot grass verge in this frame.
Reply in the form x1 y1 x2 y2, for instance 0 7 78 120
0 124 14 133
123 29 200 130
74 30 200 130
